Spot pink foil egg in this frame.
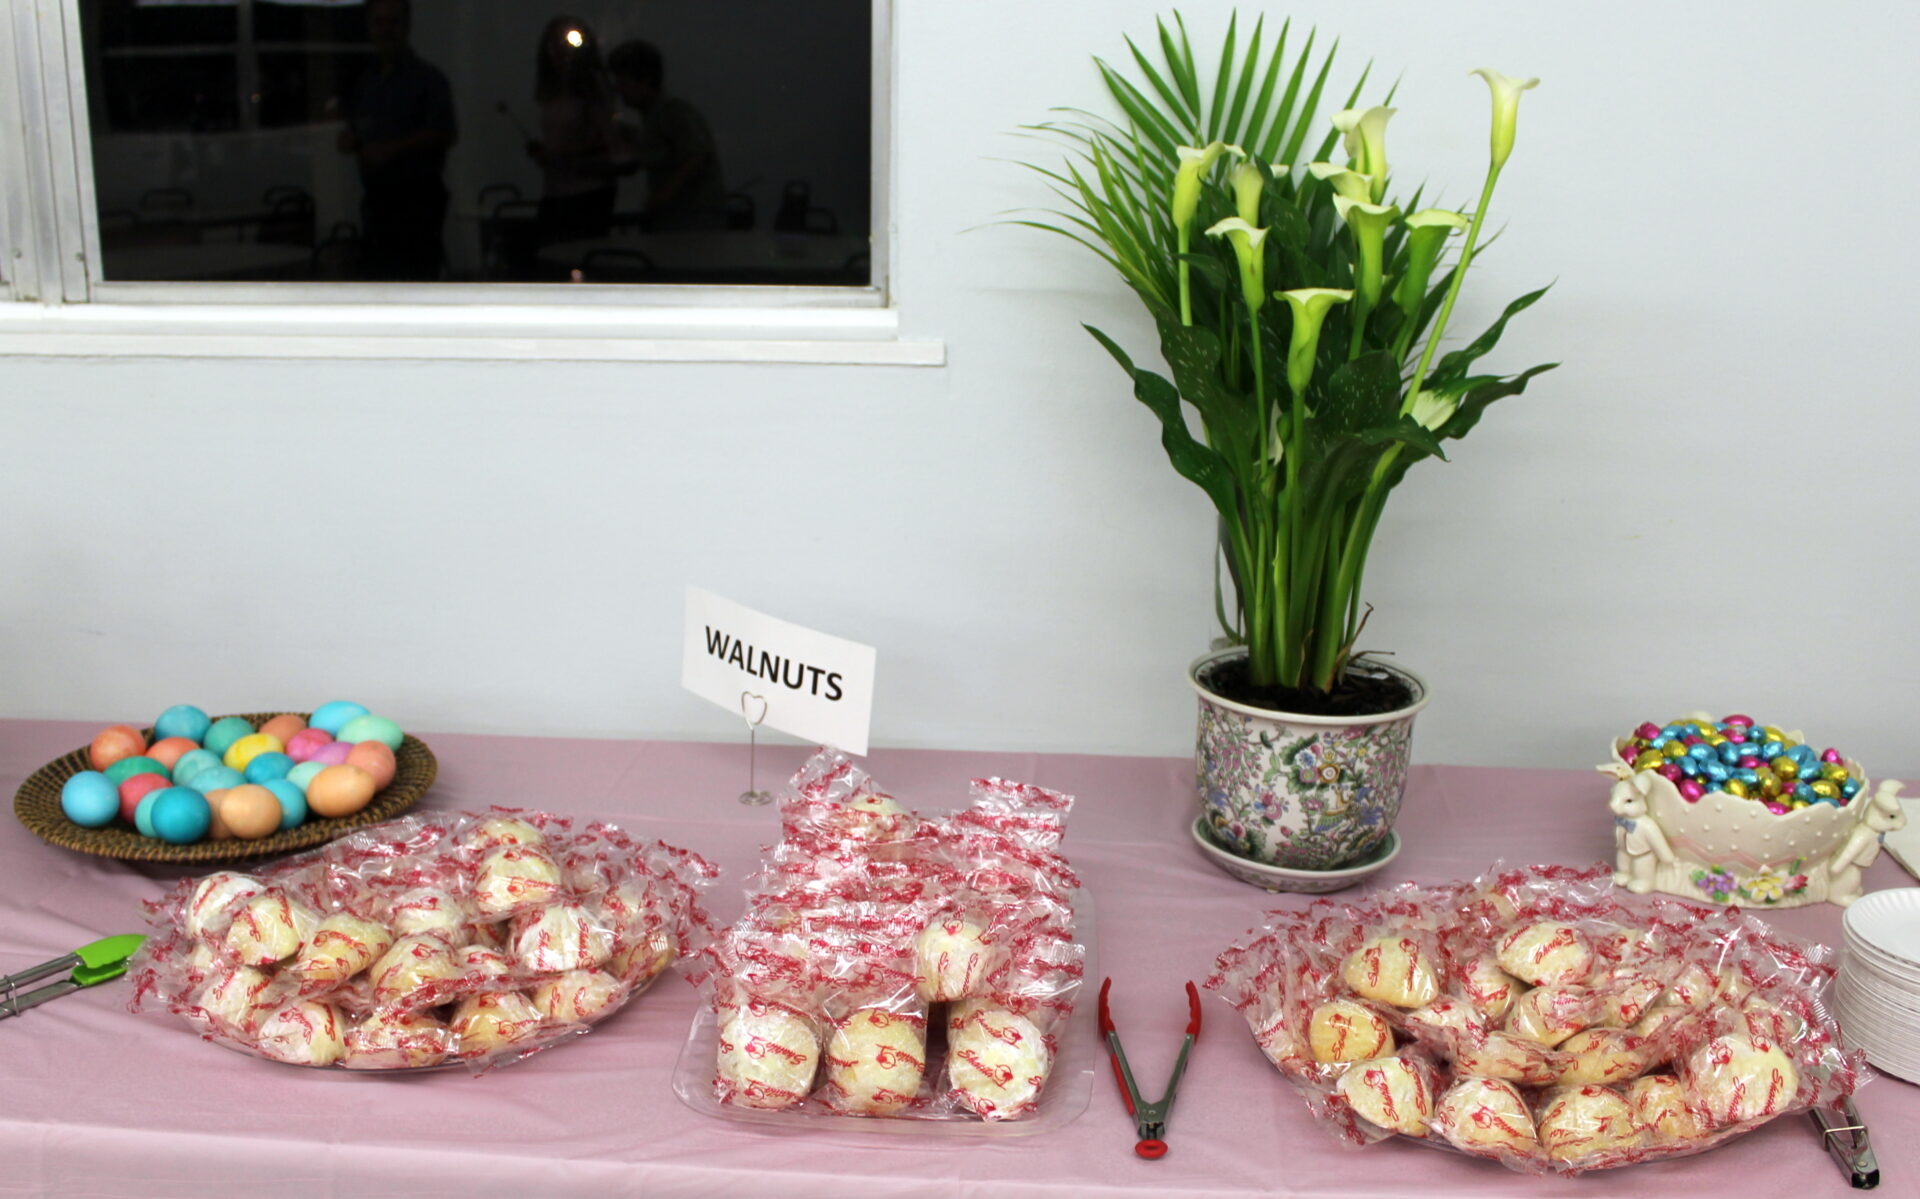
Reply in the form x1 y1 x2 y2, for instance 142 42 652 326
285 728 335 763
309 740 353 766
1635 723 1661 741
1723 714 1754 727
1738 756 1761 769
1765 802 1790 815
1678 780 1706 802
1821 748 1843 764
1656 763 1684 782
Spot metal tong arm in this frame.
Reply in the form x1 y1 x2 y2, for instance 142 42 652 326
1096 979 1202 1139
1810 1097 1879 1190
0 935 146 1020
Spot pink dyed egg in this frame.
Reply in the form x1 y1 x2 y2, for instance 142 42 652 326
285 729 335 763
118 773 170 823
309 740 353 766
89 725 147 773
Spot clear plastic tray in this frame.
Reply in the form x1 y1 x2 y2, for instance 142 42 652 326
672 891 1096 1138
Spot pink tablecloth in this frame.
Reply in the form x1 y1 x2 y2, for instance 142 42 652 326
0 720 1909 1198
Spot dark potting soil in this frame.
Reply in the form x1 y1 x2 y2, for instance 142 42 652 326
1201 656 1416 717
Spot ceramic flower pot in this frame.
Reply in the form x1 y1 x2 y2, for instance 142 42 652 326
1600 744 1908 908
1191 648 1430 871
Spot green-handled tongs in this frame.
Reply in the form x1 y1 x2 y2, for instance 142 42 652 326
0 935 146 1020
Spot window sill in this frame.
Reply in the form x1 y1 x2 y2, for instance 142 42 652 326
0 302 946 366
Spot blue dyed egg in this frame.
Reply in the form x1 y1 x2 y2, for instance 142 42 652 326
150 788 212 844
186 765 245 795
262 780 308 829
203 717 255 758
134 793 162 837
60 771 119 827
284 761 325 794
335 714 402 751
153 704 212 745
310 701 370 737
171 749 222 786
244 752 295 784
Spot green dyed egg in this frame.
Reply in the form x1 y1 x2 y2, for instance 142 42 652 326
285 761 326 794
336 714 403 751
104 756 168 785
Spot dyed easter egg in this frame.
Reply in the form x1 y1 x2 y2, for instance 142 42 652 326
258 714 307 746
220 785 283 840
309 741 352 767
88 726 147 773
223 733 284 773
285 761 326 794
104 756 168 786
243 752 295 784
335 714 403 752
203 717 254 758
171 749 223 786
153 705 212 745
285 728 334 763
117 772 171 822
151 788 213 844
262 780 308 830
146 737 200 772
344 740 396 791
309 702 370 737
134 793 162 837
60 772 119 827
186 765 246 795
307 765 376 818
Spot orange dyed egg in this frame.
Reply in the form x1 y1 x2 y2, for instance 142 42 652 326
259 714 307 745
207 800 233 841
89 725 147 772
220 785 282 840
344 741 396 791
147 737 200 772
307 765 376 818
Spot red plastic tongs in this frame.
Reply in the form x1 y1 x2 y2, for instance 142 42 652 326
1097 976 1201 1159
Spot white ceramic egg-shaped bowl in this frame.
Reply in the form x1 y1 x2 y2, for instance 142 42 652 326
1601 740 1894 909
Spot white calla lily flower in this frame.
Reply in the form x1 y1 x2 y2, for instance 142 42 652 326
1332 196 1401 312
1330 106 1395 200
1206 216 1269 314
1307 162 1373 203
1277 287 1354 395
1410 389 1459 432
1470 69 1539 169
1230 162 1266 226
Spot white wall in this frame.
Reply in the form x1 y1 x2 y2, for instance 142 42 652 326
5 1 1918 776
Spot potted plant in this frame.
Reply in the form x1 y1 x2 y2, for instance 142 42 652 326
1021 13 1554 874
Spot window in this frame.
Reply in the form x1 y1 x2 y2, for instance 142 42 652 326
0 1 935 364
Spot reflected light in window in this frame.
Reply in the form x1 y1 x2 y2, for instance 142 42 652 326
564 28 584 48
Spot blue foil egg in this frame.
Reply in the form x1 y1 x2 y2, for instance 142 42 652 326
1704 760 1730 783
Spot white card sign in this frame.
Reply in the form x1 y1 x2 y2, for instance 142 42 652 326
681 586 877 756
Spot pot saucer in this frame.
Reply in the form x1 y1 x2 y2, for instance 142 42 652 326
1189 817 1400 893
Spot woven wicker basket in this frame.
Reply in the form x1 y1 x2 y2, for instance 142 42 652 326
13 712 437 864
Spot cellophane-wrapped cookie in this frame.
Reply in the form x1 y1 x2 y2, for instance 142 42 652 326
128 808 717 1072
690 749 1085 1122
1205 863 1866 1174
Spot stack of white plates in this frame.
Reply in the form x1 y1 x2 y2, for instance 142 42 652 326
1835 887 1920 1082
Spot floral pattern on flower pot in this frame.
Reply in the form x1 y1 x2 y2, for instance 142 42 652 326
1194 654 1425 872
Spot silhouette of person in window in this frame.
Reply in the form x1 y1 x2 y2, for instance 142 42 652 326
337 0 456 281
526 16 622 248
607 41 725 230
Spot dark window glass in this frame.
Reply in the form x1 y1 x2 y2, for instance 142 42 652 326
79 0 874 288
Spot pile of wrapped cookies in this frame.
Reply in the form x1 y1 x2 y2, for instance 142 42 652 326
1207 864 1865 1174
127 809 715 1070
696 749 1085 1122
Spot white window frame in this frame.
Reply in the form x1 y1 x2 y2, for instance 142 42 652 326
0 0 942 366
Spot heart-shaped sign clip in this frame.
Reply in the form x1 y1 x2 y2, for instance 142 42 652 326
739 691 769 729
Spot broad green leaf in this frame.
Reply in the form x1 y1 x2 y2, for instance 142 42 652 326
1175 251 1233 289
1431 285 1552 383
1155 318 1261 459
1085 325 1242 526
1436 362 1557 441
1318 352 1401 435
